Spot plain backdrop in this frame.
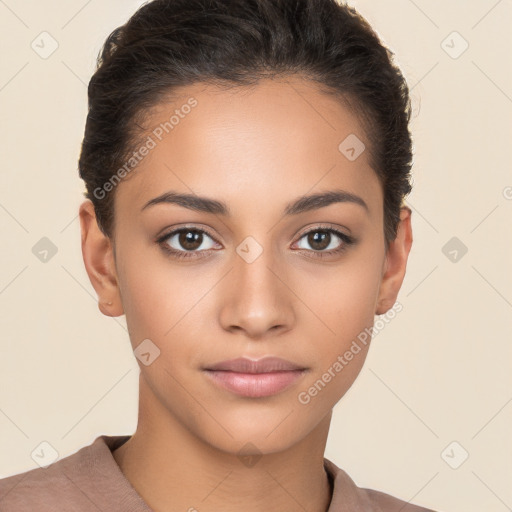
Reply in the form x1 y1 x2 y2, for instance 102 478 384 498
0 1 511 511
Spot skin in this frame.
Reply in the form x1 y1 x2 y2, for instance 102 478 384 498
79 75 412 512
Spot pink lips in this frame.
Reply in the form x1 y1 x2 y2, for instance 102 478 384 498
203 356 307 398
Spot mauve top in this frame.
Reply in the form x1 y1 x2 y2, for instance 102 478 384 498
0 435 438 511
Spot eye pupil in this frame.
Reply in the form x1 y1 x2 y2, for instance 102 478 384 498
180 230 202 250
308 231 330 250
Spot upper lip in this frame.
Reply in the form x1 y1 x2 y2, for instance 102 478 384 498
204 356 306 373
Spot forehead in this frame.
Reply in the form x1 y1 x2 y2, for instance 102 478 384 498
114 75 381 217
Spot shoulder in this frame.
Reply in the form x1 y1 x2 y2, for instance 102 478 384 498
0 445 90 511
363 487 438 512
0 435 132 512
0 458 71 510
324 458 440 512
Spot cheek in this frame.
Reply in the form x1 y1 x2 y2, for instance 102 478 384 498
306 250 384 342
117 249 216 362
115 244 173 347
296 277 377 412
297 246 384 398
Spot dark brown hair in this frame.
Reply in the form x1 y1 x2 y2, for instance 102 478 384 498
78 0 413 247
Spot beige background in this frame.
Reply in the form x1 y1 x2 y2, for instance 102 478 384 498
0 1 511 511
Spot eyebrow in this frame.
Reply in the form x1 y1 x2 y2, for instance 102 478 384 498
141 189 369 216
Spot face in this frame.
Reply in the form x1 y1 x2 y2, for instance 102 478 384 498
81 75 411 456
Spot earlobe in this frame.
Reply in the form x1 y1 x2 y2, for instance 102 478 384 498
375 207 413 315
78 200 124 317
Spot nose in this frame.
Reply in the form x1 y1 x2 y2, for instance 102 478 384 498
218 244 295 340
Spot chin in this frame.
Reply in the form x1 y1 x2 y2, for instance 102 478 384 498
195 408 317 456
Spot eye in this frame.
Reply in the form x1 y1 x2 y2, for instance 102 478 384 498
156 224 356 261
293 225 355 258
156 227 220 259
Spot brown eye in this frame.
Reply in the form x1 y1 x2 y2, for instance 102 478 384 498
178 230 203 250
293 226 356 259
296 228 350 252
159 228 218 255
306 231 331 251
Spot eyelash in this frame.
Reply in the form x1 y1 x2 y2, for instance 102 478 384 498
156 224 356 261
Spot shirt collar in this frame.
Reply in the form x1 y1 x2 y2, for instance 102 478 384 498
73 435 378 512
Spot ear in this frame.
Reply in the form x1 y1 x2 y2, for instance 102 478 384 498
78 199 124 317
375 206 413 315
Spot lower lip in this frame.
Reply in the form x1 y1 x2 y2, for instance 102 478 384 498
203 369 306 398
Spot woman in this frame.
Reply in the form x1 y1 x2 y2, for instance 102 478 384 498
0 0 439 510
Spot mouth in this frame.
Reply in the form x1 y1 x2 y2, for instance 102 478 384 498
202 356 308 398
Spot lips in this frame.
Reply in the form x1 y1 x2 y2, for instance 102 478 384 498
204 356 305 373
202 356 308 398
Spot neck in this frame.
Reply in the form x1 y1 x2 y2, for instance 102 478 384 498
113 376 334 512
